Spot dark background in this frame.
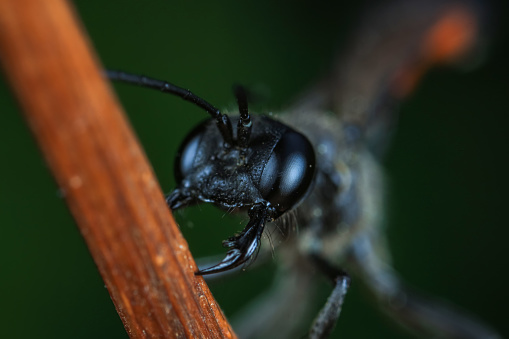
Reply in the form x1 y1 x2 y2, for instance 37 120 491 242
1 0 508 338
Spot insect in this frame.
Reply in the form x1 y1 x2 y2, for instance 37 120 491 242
106 1 501 338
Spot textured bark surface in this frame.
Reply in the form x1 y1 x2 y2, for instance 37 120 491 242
0 0 235 338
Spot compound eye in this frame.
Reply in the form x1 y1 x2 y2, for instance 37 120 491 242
258 129 315 214
174 121 208 183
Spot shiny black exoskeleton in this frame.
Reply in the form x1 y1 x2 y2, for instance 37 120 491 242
106 71 315 274
169 115 315 273
171 116 315 215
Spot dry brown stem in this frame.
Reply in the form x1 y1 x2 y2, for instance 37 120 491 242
0 0 236 337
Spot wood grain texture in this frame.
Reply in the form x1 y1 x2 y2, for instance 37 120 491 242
0 0 236 337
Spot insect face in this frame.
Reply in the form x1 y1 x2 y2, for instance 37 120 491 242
105 70 316 274
171 116 315 212
168 114 316 273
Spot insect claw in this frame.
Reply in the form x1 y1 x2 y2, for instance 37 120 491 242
196 206 269 275
166 190 193 210
195 248 244 275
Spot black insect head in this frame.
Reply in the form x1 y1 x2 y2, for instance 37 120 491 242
106 71 316 274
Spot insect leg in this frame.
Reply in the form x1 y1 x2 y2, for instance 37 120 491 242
231 245 316 339
348 233 501 339
308 254 351 339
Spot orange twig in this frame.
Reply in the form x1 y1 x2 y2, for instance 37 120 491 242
0 0 236 337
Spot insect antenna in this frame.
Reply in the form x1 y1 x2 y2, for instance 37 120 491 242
105 70 234 145
233 84 252 149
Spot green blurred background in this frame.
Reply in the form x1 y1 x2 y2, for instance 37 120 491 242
1 0 508 338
